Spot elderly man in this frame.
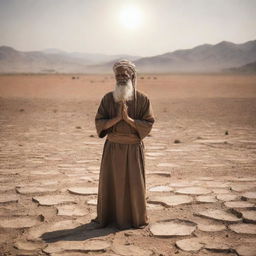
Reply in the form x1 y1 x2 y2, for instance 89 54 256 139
92 59 154 230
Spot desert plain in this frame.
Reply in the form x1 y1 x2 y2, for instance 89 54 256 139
0 73 256 256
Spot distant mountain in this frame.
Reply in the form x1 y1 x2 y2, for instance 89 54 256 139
0 40 256 73
133 40 256 73
224 60 256 74
0 46 141 73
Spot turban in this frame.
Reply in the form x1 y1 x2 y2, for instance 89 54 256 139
113 59 136 76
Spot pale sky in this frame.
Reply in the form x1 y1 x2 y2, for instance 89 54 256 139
0 0 256 56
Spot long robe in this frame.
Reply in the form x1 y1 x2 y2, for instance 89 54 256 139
94 90 154 229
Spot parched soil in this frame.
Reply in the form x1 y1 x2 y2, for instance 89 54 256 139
0 74 256 256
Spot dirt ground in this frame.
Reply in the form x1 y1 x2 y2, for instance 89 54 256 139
0 74 256 256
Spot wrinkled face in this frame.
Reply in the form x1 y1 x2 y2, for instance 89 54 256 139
115 67 132 86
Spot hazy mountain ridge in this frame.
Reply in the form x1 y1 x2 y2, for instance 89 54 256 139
0 40 256 73
225 61 256 73
133 40 256 72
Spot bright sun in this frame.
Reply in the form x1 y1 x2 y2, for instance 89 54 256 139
119 5 143 29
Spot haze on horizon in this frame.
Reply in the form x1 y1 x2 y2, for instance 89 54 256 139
0 0 256 57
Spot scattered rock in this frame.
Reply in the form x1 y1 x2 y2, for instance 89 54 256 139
195 209 241 223
148 185 173 192
175 187 211 195
0 194 19 203
150 219 196 237
197 223 226 232
176 237 204 252
204 242 231 253
157 163 179 167
224 201 255 208
56 205 88 216
239 210 256 223
0 216 42 229
16 186 58 195
146 152 165 157
196 195 217 203
43 240 111 254
216 194 238 201
241 192 256 200
68 187 98 195
33 195 76 206
148 195 193 207
87 199 97 206
229 223 256 234
14 240 46 251
235 244 256 256
231 184 256 192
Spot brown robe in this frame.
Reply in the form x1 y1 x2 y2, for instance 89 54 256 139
94 90 154 229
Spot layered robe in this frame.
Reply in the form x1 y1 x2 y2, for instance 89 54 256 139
94 90 154 229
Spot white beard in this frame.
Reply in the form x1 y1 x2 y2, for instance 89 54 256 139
112 79 134 103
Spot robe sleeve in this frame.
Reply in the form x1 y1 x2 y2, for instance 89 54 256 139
95 95 111 138
134 96 155 140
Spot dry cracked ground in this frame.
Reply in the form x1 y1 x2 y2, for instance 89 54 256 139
0 74 256 256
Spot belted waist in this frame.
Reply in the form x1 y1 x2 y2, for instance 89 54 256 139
107 132 141 144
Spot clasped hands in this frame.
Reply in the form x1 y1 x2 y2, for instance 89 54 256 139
116 101 131 123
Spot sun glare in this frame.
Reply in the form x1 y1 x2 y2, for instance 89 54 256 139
119 5 142 29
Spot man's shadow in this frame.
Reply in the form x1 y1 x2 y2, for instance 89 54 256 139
40 221 120 243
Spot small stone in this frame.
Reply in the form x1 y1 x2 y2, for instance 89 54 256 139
56 205 88 216
147 203 165 210
148 195 193 207
216 194 238 201
175 187 211 195
195 209 241 223
157 163 179 167
235 244 256 256
229 223 256 234
196 195 217 203
241 192 256 200
176 238 204 252
33 195 76 206
0 216 42 229
239 210 256 223
68 187 98 195
197 223 226 232
14 240 46 251
87 199 97 206
146 152 165 157
0 194 19 203
150 219 196 237
224 201 254 208
204 242 231 252
231 184 256 192
43 240 111 254
148 186 173 192
16 186 58 195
